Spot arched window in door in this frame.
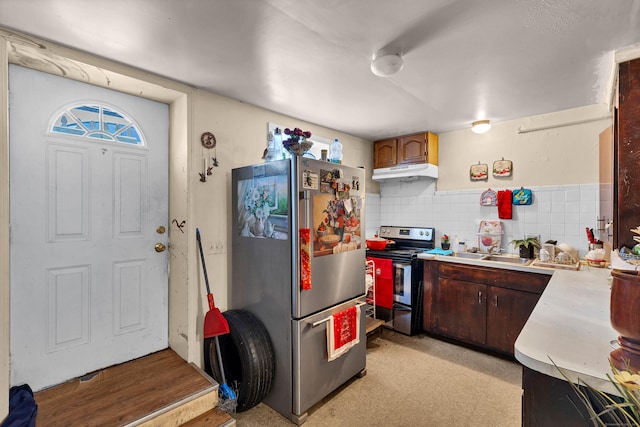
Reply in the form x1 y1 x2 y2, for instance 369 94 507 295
50 104 144 145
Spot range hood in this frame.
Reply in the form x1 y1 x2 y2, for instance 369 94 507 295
372 163 438 181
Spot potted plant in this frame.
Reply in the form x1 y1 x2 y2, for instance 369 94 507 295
441 234 450 250
556 361 640 426
510 236 540 259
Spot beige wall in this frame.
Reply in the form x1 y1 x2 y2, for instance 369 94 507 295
437 104 611 190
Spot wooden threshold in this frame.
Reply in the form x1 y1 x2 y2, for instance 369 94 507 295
181 408 235 427
34 348 218 426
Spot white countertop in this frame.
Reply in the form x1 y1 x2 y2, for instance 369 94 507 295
420 253 618 394
514 267 618 395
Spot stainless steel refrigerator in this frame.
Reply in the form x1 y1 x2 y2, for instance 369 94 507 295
232 157 366 424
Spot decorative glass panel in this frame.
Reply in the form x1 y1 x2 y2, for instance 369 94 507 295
51 104 144 145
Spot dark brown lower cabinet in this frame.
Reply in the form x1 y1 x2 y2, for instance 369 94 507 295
432 277 487 346
487 286 540 354
424 261 550 356
523 366 627 426
523 366 593 427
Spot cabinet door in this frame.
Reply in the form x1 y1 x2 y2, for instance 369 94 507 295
615 58 640 249
373 139 397 169
433 278 486 345
423 261 437 331
397 134 426 165
486 286 540 355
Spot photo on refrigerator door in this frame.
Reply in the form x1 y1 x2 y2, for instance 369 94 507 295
237 174 288 239
313 193 362 256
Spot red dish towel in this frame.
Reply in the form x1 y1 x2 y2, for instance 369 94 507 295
327 305 360 362
497 189 512 219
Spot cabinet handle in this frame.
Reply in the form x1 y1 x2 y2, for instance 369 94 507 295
478 291 482 304
495 295 498 307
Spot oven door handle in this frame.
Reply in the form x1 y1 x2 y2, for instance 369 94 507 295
393 263 411 268
392 303 411 311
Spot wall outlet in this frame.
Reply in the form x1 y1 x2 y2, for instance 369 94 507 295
208 240 225 254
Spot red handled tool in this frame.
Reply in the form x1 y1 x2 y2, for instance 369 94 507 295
196 228 236 409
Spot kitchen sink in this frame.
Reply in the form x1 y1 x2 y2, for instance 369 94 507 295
453 252 487 260
483 254 533 265
449 252 533 266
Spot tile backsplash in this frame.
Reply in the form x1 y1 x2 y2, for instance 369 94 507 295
365 179 600 258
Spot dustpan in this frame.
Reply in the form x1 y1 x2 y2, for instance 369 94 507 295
204 299 229 337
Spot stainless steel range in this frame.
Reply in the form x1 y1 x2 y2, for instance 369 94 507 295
366 226 435 336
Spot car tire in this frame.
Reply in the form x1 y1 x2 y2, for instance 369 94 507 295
206 309 275 412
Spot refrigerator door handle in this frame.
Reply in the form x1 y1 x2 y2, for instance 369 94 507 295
299 190 311 229
311 302 367 327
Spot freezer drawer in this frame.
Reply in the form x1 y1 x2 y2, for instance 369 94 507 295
292 298 366 419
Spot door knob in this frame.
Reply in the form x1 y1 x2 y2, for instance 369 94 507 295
155 243 167 253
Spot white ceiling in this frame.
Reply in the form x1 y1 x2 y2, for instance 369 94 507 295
1 0 639 140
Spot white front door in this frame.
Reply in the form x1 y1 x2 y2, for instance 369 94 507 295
9 65 169 391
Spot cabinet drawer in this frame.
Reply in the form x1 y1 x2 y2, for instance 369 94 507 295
438 262 550 294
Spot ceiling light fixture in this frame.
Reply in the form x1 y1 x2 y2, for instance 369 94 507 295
371 48 404 77
471 120 491 134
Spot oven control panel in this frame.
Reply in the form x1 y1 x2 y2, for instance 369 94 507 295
378 226 434 242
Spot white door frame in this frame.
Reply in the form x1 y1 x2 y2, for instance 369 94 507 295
0 29 199 418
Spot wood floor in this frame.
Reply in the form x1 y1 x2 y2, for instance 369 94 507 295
34 348 235 426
